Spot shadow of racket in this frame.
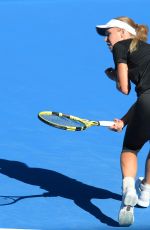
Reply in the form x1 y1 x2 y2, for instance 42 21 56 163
0 193 48 206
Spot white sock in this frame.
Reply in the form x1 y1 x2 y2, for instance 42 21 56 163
122 177 135 194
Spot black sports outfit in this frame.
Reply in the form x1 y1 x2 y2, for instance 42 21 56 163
113 39 150 152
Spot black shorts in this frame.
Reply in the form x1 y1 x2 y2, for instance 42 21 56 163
122 91 150 152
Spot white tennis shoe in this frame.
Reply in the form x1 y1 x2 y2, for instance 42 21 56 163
119 187 138 226
136 177 150 208
118 203 134 226
123 187 138 206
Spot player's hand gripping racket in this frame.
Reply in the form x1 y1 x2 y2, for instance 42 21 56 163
38 111 115 131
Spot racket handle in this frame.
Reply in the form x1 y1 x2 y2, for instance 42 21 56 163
99 121 115 127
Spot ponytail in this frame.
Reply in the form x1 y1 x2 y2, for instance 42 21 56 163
115 16 149 52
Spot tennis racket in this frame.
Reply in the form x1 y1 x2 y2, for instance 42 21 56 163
38 111 115 131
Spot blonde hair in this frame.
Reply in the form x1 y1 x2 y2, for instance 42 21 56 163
115 16 149 52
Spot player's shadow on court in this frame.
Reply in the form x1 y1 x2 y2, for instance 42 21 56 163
0 159 121 227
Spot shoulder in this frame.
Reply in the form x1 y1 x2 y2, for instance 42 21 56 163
112 39 132 64
112 39 132 60
113 39 132 51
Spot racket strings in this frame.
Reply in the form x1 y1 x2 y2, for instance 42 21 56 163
42 114 85 128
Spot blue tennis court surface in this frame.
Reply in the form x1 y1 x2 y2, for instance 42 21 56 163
0 0 150 229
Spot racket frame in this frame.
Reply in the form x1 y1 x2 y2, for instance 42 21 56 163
38 111 88 131
38 111 114 131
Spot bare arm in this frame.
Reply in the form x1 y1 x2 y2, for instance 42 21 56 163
116 63 131 95
105 63 131 94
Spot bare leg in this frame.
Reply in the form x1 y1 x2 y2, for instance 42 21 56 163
120 151 138 178
120 151 138 205
118 151 138 226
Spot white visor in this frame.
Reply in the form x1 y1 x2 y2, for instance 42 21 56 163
96 19 136 36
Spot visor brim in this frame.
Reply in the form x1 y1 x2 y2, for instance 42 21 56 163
96 26 109 36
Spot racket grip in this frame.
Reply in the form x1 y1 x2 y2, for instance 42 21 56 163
99 121 115 127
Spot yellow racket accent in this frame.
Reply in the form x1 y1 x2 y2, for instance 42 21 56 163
38 111 114 131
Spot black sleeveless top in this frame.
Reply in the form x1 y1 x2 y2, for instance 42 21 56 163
112 39 150 96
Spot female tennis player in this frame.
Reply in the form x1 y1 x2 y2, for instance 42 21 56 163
96 16 150 226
